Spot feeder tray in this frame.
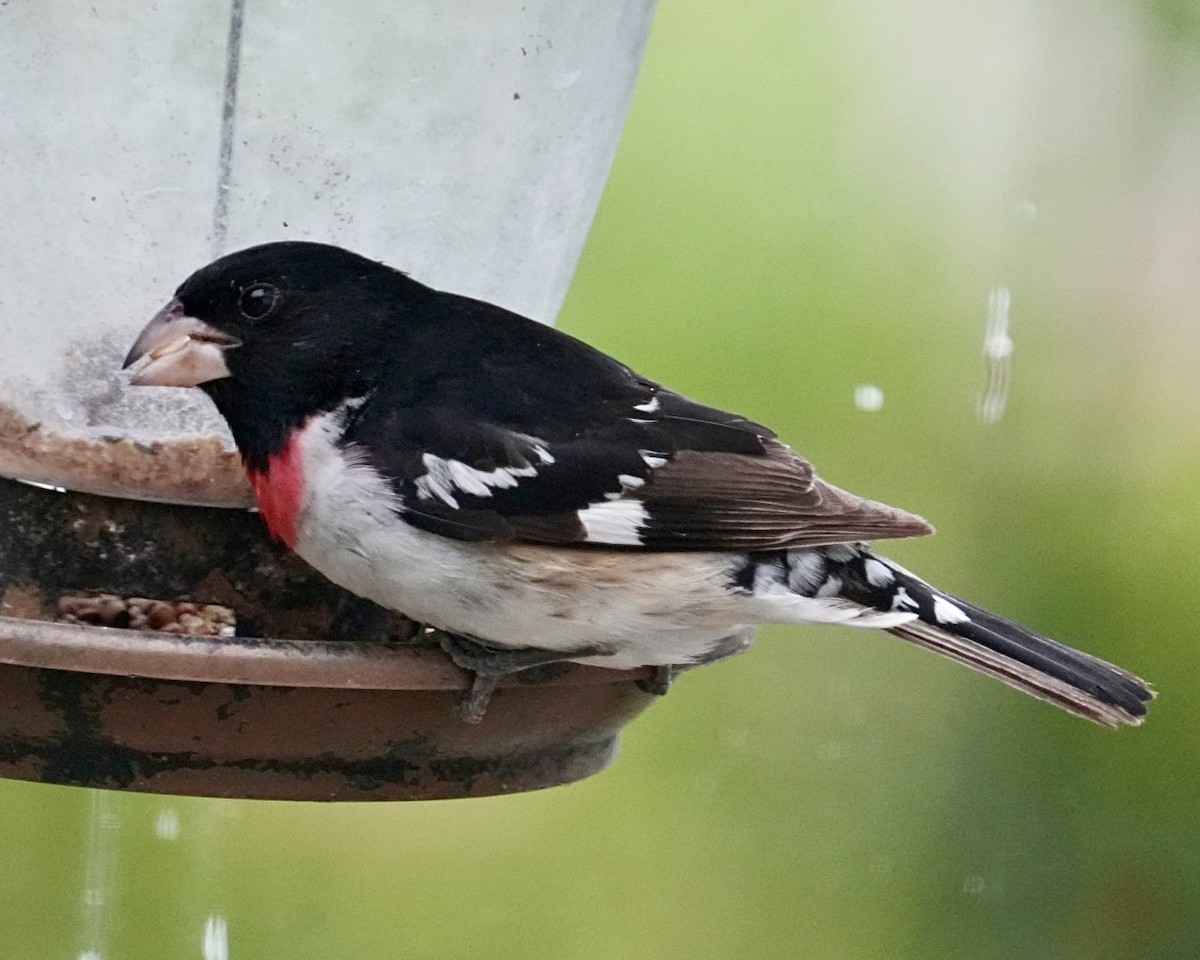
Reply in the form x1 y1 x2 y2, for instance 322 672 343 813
0 477 658 800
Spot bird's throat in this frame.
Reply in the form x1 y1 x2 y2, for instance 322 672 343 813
246 434 307 549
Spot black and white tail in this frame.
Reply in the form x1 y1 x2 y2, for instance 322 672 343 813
816 545 1154 727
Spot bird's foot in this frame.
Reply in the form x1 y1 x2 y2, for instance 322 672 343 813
636 665 677 697
436 633 609 723
633 632 754 696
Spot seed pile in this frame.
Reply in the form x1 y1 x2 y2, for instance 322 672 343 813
57 594 237 637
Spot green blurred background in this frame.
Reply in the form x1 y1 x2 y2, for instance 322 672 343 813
3 1 1198 957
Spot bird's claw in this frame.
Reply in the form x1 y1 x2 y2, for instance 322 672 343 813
459 673 500 725
436 632 610 723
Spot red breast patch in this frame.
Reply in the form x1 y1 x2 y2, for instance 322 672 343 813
246 434 306 549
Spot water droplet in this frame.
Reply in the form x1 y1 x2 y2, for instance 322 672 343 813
203 915 229 960
978 285 1013 423
155 808 181 841
854 384 885 412
962 873 987 895
1015 199 1038 221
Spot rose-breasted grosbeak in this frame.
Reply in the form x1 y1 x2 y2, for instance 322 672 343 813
124 241 1153 725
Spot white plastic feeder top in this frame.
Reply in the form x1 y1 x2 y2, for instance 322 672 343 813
0 0 656 505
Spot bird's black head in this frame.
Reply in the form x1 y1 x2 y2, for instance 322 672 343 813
124 241 430 467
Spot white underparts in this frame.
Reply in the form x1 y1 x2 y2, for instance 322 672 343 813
288 419 935 671
290 427 752 668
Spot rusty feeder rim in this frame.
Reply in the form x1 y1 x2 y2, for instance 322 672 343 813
0 616 659 802
0 477 660 802
0 614 652 691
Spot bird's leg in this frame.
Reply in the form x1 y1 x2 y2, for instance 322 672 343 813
635 631 754 696
436 632 610 723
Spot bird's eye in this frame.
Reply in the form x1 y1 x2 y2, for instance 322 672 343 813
238 283 281 321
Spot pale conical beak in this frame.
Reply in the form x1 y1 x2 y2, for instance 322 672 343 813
123 298 241 387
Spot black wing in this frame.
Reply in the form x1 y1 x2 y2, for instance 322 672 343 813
344 292 932 551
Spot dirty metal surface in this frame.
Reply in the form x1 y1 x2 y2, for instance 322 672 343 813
0 478 657 800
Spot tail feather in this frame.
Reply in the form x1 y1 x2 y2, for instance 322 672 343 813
831 547 1154 727
887 619 1150 728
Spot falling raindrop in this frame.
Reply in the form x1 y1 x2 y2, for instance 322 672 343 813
854 384 885 412
961 873 987 895
77 792 121 960
978 285 1013 423
203 915 229 960
155 808 182 841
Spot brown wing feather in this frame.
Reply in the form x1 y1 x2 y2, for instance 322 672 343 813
511 440 933 551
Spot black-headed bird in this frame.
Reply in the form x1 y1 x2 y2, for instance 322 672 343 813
124 242 1153 724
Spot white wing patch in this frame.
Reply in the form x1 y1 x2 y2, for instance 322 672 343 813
815 575 843 598
525 441 556 465
447 458 537 496
933 595 970 625
414 454 460 508
577 500 648 546
785 550 826 592
891 586 918 611
629 396 661 423
864 558 895 587
414 452 540 508
604 474 648 501
639 450 669 469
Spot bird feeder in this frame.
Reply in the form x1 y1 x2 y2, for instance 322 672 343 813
0 1 659 799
